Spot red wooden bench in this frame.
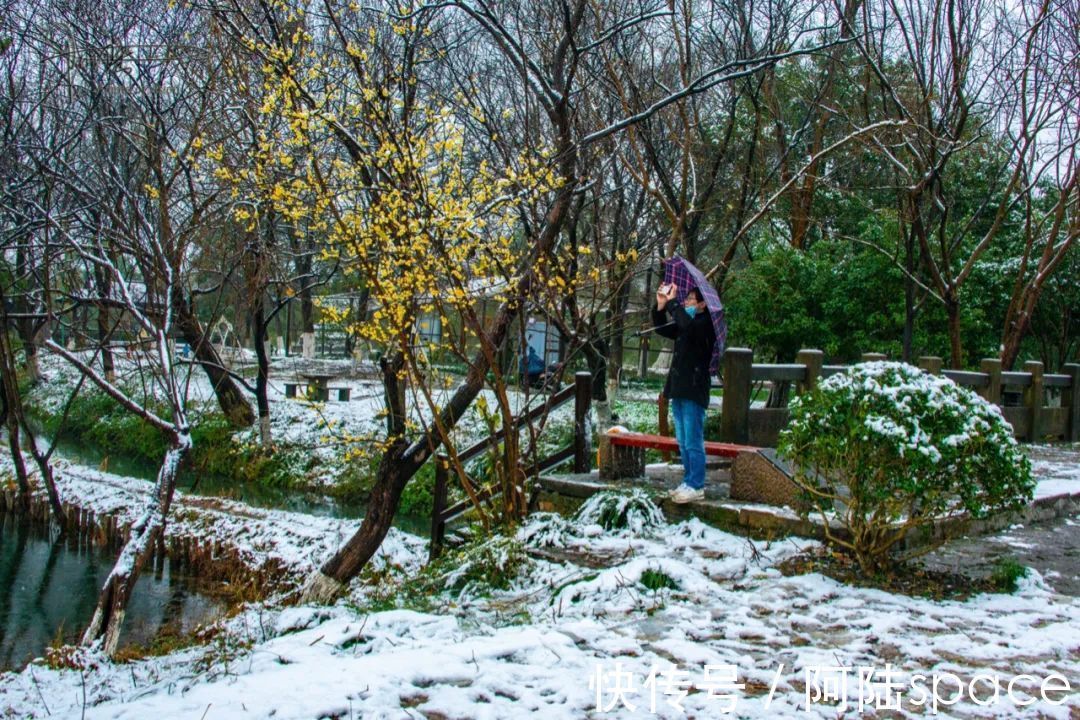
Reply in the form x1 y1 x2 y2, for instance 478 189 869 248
599 430 759 479
607 431 757 458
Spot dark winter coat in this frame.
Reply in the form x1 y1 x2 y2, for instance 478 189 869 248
652 302 716 409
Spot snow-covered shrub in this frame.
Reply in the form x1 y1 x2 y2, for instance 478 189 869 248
441 535 528 597
574 489 665 535
518 512 573 549
779 361 1034 573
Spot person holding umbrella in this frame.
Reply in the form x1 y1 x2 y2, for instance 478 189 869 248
651 258 723 503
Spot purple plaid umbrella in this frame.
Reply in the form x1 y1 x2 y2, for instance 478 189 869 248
661 255 727 375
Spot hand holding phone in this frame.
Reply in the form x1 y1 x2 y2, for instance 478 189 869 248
656 283 676 308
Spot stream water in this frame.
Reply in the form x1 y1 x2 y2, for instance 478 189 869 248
0 436 431 672
0 512 227 671
0 433 432 677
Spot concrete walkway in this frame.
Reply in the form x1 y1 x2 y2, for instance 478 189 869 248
920 515 1080 596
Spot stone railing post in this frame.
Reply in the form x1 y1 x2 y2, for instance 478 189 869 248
1064 363 1080 443
1024 360 1044 442
918 356 943 375
861 352 887 363
795 349 824 395
720 348 753 444
979 358 1003 405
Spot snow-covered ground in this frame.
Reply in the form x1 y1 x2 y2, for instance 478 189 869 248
1028 444 1080 500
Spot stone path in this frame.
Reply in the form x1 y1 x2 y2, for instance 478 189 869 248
920 514 1080 595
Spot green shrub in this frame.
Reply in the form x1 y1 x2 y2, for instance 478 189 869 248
640 567 679 592
574 489 665 534
519 512 573 548
330 456 379 506
398 462 436 517
990 557 1029 593
704 411 721 441
439 535 528 597
779 361 1034 574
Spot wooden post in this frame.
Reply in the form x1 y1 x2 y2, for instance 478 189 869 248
657 393 672 462
429 456 449 562
1024 360 1044 442
1064 363 1080 443
795 349 824 394
918 356 943 375
980 358 1003 405
720 347 753 444
573 372 592 473
861 352 887 363
658 393 669 436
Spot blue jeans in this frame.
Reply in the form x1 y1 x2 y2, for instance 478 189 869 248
671 398 706 490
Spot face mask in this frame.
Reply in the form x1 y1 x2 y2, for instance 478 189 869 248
685 305 697 319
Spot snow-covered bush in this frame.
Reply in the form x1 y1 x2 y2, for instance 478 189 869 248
440 535 528 598
518 512 573 549
779 361 1034 573
574 489 665 535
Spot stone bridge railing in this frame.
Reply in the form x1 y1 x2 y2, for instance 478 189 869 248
708 349 1080 447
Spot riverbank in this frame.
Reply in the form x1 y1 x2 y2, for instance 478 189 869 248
21 353 607 518
0 454 428 596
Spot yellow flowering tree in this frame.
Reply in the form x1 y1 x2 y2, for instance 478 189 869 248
210 0 583 599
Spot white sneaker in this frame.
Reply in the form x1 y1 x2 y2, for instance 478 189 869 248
669 484 704 504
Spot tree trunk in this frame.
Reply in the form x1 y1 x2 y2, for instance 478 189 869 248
0 312 32 510
582 330 611 427
492 386 525 522
251 297 272 450
946 296 963 369
97 306 115 380
1000 289 1042 370
300 436 410 601
3 400 32 510
784 0 864 250
94 267 116 380
171 289 254 428
607 270 632 421
21 343 41 385
81 434 189 656
14 242 41 385
300 260 316 360
902 220 915 363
